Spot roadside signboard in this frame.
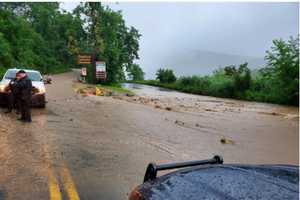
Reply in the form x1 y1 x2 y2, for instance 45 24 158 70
77 54 106 83
96 61 106 81
96 61 106 72
78 55 92 65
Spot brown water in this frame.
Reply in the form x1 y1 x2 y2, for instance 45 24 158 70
121 82 299 165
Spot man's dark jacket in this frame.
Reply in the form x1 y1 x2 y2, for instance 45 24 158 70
9 78 20 96
16 76 32 101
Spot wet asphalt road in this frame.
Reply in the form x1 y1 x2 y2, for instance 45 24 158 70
0 72 298 200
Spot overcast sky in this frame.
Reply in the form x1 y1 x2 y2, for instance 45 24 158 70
61 2 299 78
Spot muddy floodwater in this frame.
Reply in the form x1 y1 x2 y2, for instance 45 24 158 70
0 72 298 200
121 82 299 162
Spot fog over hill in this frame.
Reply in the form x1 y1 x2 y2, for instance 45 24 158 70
144 49 266 78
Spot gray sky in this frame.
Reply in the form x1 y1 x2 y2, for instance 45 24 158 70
61 2 299 79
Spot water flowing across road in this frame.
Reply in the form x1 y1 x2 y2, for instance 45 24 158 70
0 74 298 200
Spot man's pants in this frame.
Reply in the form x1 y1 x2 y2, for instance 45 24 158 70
7 93 20 113
20 99 31 122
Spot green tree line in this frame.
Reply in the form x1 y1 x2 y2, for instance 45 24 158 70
0 2 142 83
136 37 299 106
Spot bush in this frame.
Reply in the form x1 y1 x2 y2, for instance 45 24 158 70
177 76 210 94
207 76 235 98
156 68 177 83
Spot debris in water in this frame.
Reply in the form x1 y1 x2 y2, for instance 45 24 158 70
0 128 7 132
126 93 134 97
220 137 235 145
284 114 299 120
165 107 172 111
205 108 217 112
175 120 185 126
258 111 283 116
113 96 123 100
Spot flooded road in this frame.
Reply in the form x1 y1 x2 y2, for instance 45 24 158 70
0 73 298 200
121 82 299 160
122 83 299 117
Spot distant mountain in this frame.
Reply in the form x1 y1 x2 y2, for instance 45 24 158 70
143 49 266 79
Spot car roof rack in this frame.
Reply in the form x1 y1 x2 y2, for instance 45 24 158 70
143 155 223 182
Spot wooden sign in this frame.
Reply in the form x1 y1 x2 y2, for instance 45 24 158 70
78 55 92 64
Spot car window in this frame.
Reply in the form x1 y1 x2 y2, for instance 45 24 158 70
27 72 42 81
4 70 17 80
4 70 42 81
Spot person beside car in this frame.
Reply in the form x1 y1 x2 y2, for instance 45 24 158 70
5 72 20 114
15 70 32 122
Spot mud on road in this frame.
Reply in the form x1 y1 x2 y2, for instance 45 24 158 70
0 72 298 200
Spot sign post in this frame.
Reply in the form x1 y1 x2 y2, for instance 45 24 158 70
77 54 93 83
95 61 107 82
77 54 106 83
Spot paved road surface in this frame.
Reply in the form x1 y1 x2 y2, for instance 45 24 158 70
0 72 298 200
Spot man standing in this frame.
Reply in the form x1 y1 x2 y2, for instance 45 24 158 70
16 70 32 122
5 72 20 114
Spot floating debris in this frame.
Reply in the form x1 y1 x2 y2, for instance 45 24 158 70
175 120 185 126
205 108 217 112
0 128 7 132
284 114 299 120
220 137 235 145
258 111 283 116
165 107 172 111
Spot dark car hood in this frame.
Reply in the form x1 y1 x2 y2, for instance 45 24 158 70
137 164 299 200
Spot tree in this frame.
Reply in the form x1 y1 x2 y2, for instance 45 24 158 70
127 63 144 81
74 3 141 83
263 36 299 105
233 62 251 92
224 65 237 76
0 2 141 82
156 68 177 83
